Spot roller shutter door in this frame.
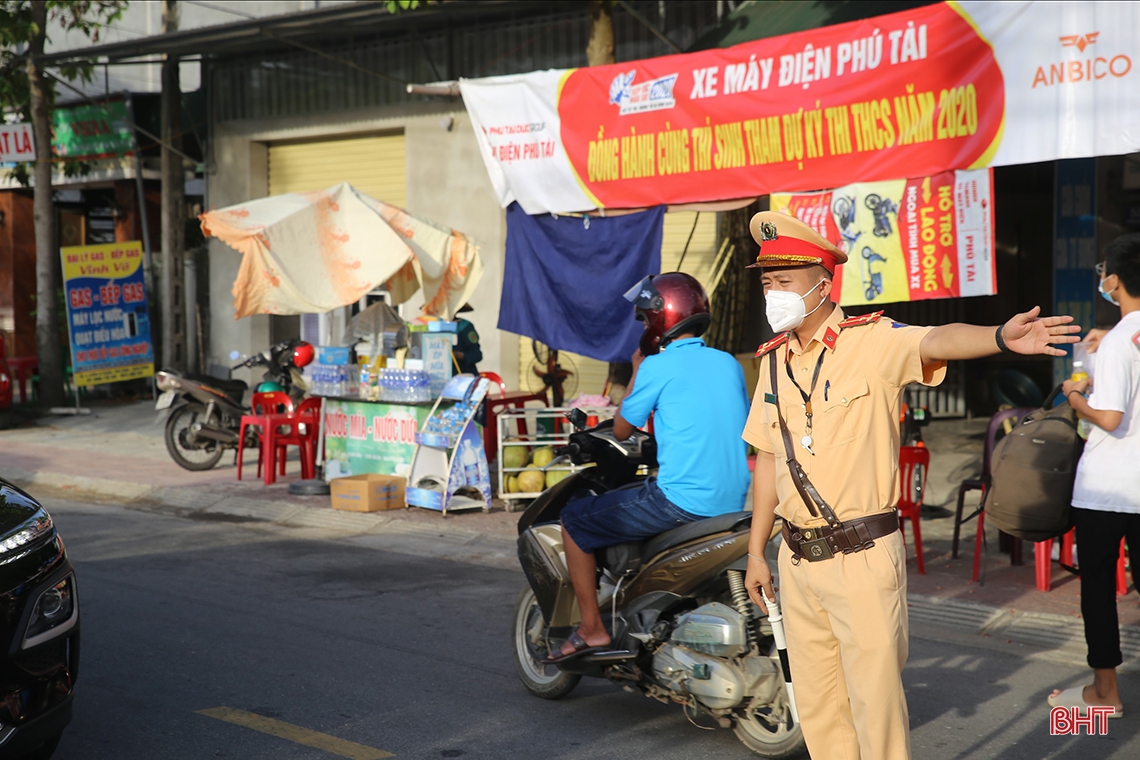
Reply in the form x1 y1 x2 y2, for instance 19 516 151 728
267 133 406 207
517 211 719 400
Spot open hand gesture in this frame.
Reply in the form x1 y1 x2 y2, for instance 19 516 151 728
1001 306 1081 357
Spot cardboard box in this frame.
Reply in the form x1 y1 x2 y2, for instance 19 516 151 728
329 474 406 512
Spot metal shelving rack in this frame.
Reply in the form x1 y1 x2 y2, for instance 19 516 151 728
496 406 616 512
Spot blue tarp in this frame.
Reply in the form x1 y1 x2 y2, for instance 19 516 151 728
499 203 664 363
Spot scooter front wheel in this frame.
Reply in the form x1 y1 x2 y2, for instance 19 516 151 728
165 403 226 471
511 586 580 699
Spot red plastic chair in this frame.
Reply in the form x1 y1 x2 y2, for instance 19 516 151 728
479 371 506 398
237 392 295 483
1035 529 1128 594
271 397 321 480
953 407 1035 582
898 445 930 574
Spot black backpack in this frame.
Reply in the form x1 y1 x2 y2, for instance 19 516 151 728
984 387 1085 543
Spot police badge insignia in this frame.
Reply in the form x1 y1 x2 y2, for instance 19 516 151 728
758 221 779 242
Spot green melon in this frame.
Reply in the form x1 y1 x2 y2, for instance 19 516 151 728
502 443 529 470
545 469 572 489
531 447 555 468
517 467 546 493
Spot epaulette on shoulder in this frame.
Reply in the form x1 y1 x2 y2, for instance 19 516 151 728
839 311 884 329
755 332 789 358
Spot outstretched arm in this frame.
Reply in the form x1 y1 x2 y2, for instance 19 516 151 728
920 306 1080 364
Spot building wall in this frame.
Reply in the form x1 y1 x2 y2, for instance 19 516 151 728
404 110 514 389
206 101 516 387
43 0 336 97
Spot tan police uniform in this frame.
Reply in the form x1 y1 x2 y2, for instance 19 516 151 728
742 211 946 760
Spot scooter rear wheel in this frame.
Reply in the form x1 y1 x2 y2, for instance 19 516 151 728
512 586 580 699
165 403 226 471
734 691 805 759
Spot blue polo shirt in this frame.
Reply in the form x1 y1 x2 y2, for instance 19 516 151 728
618 338 751 517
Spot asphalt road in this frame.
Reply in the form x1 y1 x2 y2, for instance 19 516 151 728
37 495 1140 760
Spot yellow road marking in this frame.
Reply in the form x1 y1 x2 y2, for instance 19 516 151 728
196 707 394 759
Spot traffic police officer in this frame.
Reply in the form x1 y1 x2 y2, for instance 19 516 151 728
454 303 482 375
741 211 1080 760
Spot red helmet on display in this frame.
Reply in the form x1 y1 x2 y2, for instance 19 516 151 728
292 341 315 368
623 272 711 356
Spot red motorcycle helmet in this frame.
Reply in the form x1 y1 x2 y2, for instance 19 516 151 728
623 272 711 356
292 341 315 368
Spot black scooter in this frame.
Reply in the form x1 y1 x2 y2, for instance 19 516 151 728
155 339 310 471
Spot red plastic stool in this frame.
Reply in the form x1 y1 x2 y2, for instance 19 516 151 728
1035 530 1128 594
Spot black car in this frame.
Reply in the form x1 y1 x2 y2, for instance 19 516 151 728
0 479 79 759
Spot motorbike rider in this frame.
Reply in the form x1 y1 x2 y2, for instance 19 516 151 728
549 272 751 662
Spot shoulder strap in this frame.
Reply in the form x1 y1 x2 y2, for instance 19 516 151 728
838 311 884 329
755 332 789 358
769 352 842 528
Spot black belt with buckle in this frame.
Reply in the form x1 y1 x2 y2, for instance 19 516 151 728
783 511 900 564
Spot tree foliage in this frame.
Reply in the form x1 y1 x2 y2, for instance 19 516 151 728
0 1 128 183
383 0 439 15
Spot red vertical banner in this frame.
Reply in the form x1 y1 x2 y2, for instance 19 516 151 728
901 172 957 301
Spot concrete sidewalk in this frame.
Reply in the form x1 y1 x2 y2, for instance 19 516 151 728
1 399 1137 668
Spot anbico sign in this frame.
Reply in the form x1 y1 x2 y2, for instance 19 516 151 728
1032 32 1133 88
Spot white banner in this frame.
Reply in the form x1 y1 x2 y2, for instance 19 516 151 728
459 1 1140 215
0 123 35 163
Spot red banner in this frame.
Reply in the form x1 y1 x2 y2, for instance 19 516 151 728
556 3 1004 208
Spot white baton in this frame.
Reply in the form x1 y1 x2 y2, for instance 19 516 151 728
762 590 800 724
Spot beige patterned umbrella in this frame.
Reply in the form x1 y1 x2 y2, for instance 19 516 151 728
201 182 483 320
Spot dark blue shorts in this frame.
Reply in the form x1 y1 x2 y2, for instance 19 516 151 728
560 477 699 554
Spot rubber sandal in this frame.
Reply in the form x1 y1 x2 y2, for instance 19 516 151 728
1047 686 1124 718
543 630 608 664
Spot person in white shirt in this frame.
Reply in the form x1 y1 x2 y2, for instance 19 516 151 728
1050 233 1140 718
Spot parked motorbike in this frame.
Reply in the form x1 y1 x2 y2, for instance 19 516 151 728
155 339 313 471
512 410 805 758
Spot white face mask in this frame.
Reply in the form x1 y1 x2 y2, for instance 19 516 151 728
1100 277 1120 307
765 280 826 333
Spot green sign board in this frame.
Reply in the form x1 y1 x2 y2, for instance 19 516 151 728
323 399 431 480
52 98 134 160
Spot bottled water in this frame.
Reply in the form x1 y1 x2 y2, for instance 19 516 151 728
461 439 480 485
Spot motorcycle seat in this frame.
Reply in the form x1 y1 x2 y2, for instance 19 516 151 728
642 511 752 561
186 374 248 403
596 512 752 578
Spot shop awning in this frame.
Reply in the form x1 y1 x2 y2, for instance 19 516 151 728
201 183 483 321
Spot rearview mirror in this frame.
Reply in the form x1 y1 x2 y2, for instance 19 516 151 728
566 408 588 430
